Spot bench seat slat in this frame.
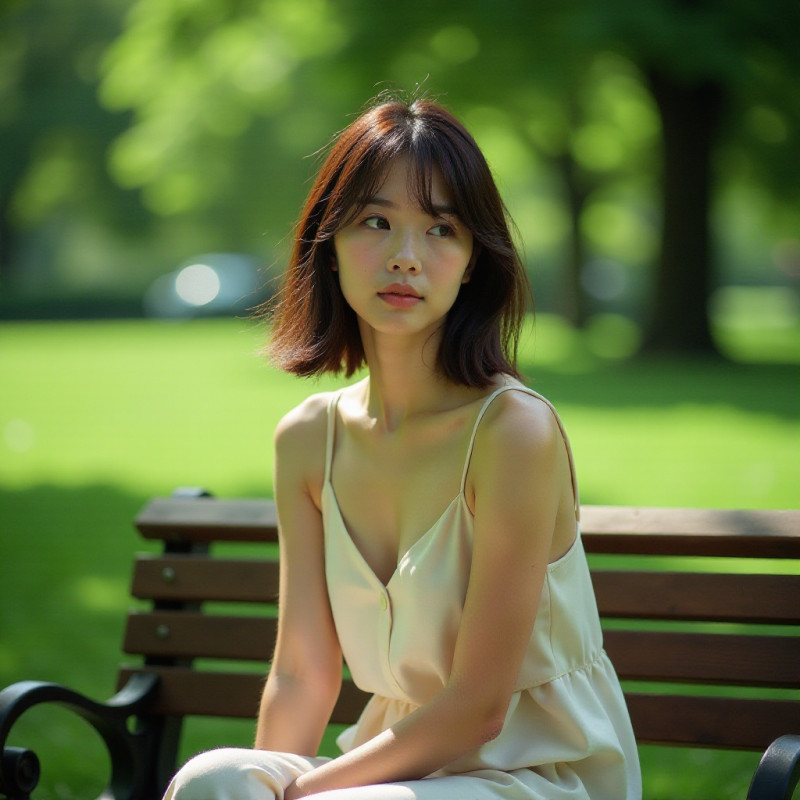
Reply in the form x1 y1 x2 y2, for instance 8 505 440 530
593 571 800 624
132 556 279 603
605 630 800 687
626 693 800 750
124 612 277 661
117 667 370 724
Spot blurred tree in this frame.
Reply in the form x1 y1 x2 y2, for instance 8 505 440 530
355 0 800 351
97 0 661 323
98 0 353 269
588 0 800 352
0 0 149 293
6 0 796 345
98 0 800 353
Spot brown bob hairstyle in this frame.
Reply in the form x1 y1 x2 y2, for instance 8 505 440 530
267 96 531 388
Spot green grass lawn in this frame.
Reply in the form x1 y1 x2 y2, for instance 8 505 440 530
1 313 798 799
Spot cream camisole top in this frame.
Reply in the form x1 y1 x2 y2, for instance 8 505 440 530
320 384 641 798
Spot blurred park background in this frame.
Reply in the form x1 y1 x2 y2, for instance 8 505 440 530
1 1 799 798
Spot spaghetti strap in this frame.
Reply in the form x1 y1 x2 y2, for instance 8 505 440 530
460 384 581 521
459 386 511 493
323 390 344 485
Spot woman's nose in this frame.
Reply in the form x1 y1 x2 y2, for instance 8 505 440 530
386 232 421 273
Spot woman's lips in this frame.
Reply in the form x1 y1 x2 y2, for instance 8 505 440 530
378 284 423 308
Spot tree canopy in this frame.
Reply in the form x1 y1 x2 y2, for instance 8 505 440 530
2 0 798 352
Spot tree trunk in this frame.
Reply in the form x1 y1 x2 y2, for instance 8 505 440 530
556 151 591 328
0 200 18 293
643 69 724 355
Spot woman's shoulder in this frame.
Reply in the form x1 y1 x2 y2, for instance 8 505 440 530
467 383 573 542
473 382 563 467
274 390 336 455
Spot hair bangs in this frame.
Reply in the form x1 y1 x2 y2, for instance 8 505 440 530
329 111 463 234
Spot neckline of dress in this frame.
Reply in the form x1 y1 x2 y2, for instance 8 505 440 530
323 384 513 589
324 480 466 590
325 480 582 591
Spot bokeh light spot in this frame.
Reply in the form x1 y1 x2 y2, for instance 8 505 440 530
175 264 221 306
4 420 35 453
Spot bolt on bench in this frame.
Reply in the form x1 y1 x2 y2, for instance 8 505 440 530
1 494 799 800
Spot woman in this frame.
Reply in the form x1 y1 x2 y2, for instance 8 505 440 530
165 96 641 800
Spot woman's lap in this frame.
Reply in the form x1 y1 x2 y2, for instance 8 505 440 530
163 747 585 800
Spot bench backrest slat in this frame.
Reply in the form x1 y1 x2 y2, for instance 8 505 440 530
116 665 800 752
116 667 371 724
135 500 800 557
125 612 277 661
136 498 279 543
131 557 800 625
132 556 279 603
604 630 800 687
124 613 800 690
592 571 800 624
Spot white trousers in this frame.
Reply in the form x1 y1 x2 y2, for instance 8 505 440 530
162 747 583 800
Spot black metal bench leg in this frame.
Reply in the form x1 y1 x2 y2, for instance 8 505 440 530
747 735 800 800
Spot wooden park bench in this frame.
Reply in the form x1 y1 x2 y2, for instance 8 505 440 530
1 492 799 800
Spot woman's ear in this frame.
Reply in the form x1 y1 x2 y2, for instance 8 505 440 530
331 252 338 272
461 243 481 284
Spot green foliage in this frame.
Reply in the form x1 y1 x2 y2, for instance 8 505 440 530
0 1 140 228
92 0 800 343
0 0 167 300
100 0 347 219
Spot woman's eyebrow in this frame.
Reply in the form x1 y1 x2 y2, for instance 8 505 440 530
363 196 459 218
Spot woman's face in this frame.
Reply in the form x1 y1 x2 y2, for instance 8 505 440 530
332 157 475 346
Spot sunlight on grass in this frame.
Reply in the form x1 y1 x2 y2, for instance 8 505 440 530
0 318 336 495
1 315 797 506
566 403 797 507
638 745 760 800
72 576 128 612
518 313 798 508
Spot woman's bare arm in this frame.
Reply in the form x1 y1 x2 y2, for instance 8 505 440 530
255 394 343 756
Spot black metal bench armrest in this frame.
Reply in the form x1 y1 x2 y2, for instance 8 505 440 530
0 673 160 800
748 735 800 800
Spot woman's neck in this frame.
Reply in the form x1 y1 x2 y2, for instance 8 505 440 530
357 324 493 432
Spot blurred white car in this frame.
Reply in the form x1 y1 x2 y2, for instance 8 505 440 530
143 253 268 318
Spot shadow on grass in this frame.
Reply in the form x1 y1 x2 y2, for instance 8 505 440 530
522 355 799 419
0 483 151 799
0 483 152 691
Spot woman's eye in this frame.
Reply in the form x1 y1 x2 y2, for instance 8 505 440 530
430 223 453 238
364 216 389 230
